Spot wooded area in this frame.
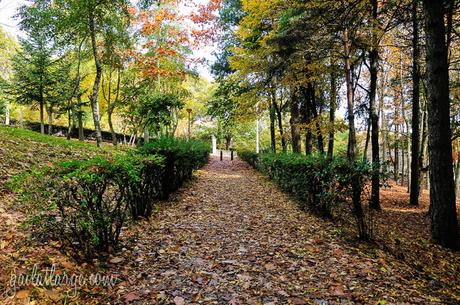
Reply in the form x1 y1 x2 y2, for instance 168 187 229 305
0 0 460 303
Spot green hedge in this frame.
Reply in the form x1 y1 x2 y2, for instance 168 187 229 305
11 137 210 261
140 137 210 199
241 151 372 239
238 150 259 168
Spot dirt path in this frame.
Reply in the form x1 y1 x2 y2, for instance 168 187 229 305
109 157 448 305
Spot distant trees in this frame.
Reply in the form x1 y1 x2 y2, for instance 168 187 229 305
0 27 18 125
11 0 73 135
52 0 132 147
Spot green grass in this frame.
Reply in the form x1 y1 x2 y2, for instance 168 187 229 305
0 126 121 189
0 126 112 151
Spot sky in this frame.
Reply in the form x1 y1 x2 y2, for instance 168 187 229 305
0 0 216 80
0 0 28 37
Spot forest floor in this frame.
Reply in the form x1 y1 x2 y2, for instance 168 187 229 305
0 126 459 304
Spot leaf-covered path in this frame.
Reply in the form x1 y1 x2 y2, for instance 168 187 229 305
113 157 449 305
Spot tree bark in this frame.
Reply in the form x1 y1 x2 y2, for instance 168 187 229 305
39 86 45 134
47 106 53 135
410 0 421 205
369 0 380 209
364 118 371 161
290 86 301 153
19 105 23 128
5 101 9 125
300 85 313 155
423 0 460 249
420 97 428 190
308 83 325 155
274 99 287 152
89 11 103 147
394 121 399 182
344 29 357 161
456 151 460 195
269 89 277 153
379 76 386 167
344 27 368 240
327 59 336 160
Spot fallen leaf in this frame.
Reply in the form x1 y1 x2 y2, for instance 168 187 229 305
174 296 185 305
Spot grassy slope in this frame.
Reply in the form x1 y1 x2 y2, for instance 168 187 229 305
0 126 119 190
0 126 125 303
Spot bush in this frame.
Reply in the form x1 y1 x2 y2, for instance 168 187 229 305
13 154 166 261
245 152 373 239
140 137 210 199
238 150 259 168
15 157 130 261
11 137 210 261
115 152 165 220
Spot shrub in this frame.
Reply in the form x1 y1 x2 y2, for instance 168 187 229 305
12 153 167 261
140 137 210 199
114 152 165 220
245 152 373 239
238 150 259 168
11 138 210 261
19 157 130 261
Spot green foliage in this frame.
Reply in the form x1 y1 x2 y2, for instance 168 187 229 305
136 91 184 133
238 150 259 168
9 130 210 261
114 152 165 220
16 157 129 261
13 153 166 261
243 152 372 236
140 137 210 199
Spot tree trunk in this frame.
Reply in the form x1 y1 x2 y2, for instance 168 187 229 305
107 67 121 146
5 101 9 125
400 51 407 187
420 97 428 190
401 136 405 186
327 58 337 160
369 0 380 209
456 152 460 195
344 29 357 161
67 107 72 140
364 118 371 161
290 86 301 153
394 123 399 182
344 27 368 240
410 0 421 205
379 76 387 168
89 12 103 147
47 106 53 135
308 83 325 154
301 85 313 155
19 105 23 128
274 100 287 152
269 91 277 153
423 0 460 249
39 88 45 134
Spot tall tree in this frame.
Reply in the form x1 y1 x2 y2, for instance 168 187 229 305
369 0 380 209
410 0 421 206
423 0 460 249
0 27 18 125
55 0 131 147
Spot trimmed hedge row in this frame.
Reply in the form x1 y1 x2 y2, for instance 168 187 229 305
238 150 259 168
239 151 372 239
12 138 210 261
139 138 210 199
